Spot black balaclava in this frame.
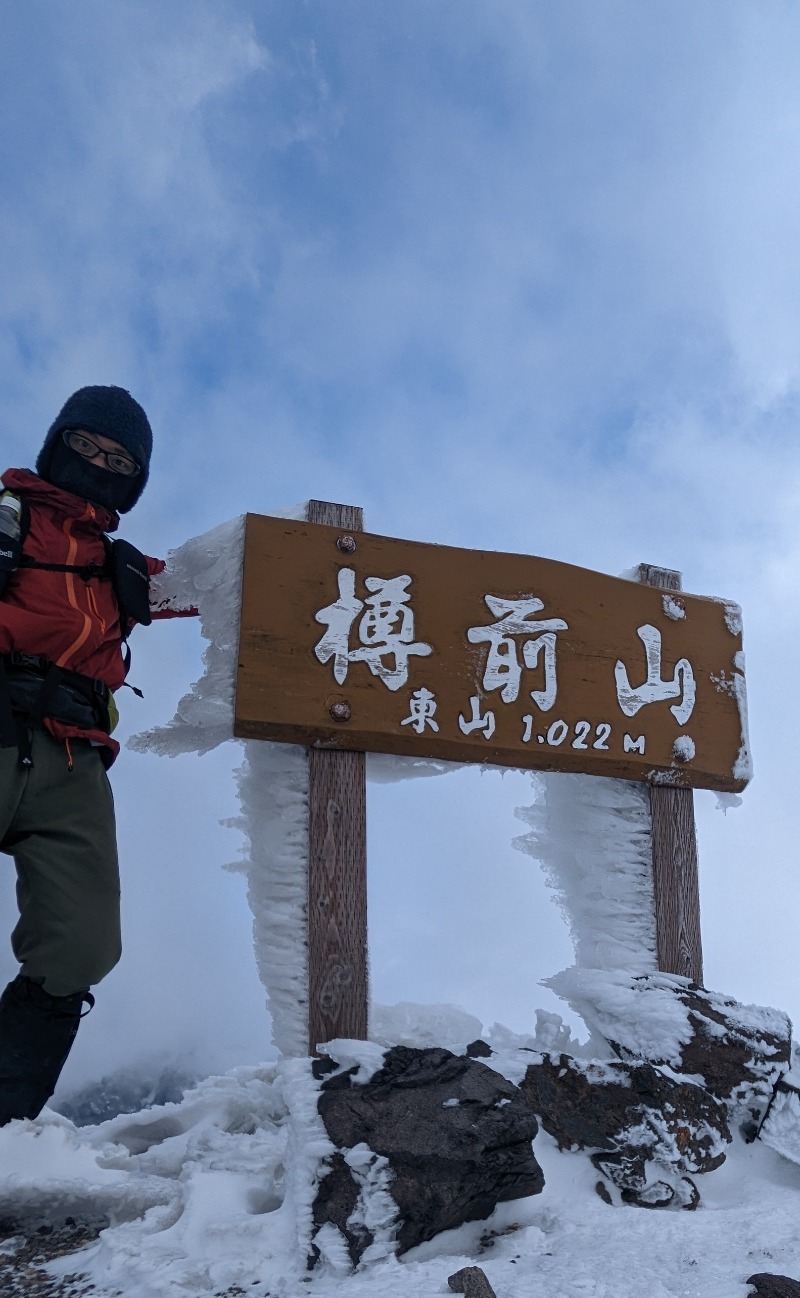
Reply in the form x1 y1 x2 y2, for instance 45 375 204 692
36 385 153 514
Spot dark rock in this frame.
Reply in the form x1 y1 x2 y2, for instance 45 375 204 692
448 1264 498 1297
465 1039 493 1059
312 1055 340 1081
548 972 792 1135
571 975 792 1134
520 1053 729 1206
314 1045 543 1260
747 1274 800 1298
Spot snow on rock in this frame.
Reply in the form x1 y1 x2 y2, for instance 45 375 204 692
321 1039 389 1085
545 969 791 1131
341 1145 401 1267
276 1057 338 1266
544 968 693 1063
309 1045 404 1270
514 772 658 975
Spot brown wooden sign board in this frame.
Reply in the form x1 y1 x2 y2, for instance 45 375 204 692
235 513 749 794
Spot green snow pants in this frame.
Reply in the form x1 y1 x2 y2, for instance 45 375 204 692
0 728 121 997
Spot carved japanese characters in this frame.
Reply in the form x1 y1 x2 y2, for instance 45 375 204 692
236 515 749 792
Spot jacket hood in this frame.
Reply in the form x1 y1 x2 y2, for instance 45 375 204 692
1 468 120 534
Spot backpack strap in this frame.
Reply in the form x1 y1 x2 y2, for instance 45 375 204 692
1 491 108 584
19 555 108 581
0 657 17 750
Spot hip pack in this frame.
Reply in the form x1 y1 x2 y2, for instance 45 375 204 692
0 652 114 766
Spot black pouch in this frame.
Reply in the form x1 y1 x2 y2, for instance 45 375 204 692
0 536 21 577
109 538 152 628
0 492 26 596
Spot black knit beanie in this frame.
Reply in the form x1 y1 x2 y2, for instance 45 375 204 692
36 385 152 513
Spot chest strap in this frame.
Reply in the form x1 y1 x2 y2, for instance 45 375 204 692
18 556 108 581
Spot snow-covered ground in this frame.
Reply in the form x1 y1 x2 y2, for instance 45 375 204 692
2 1036 800 1298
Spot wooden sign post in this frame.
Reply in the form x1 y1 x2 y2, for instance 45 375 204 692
305 500 368 1054
638 563 703 984
236 508 749 1047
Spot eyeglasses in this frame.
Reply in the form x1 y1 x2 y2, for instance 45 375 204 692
62 430 141 477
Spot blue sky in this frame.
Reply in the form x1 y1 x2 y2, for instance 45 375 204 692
2 1 800 1088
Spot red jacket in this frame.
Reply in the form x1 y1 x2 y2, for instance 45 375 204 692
0 468 171 761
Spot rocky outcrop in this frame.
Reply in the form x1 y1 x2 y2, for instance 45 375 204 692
312 1045 543 1263
747 1275 800 1298
622 982 790 1136
546 970 791 1135
308 980 795 1269
520 1052 730 1207
448 1265 498 1297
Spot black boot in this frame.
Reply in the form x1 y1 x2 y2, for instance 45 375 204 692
0 975 94 1124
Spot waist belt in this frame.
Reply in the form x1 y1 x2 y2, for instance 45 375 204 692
0 653 111 764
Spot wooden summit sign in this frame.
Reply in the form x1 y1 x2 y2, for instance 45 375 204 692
235 513 749 794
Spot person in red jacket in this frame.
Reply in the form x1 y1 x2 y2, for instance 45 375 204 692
0 385 174 1124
